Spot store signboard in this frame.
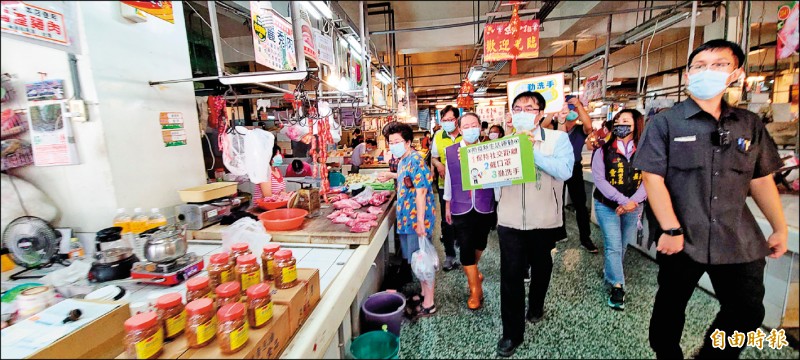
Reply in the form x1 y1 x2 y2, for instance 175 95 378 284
120 1 174 23
314 29 334 67
250 2 296 71
1 2 68 45
776 1 799 60
459 135 536 190
483 19 540 62
506 73 565 114
582 72 604 106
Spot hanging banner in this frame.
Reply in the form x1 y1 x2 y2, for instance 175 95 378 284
314 28 334 67
120 1 174 23
459 135 536 190
27 101 79 166
1 1 68 45
506 73 565 114
476 105 506 125
298 7 318 63
777 1 799 60
250 2 296 71
582 73 604 106
483 19 540 62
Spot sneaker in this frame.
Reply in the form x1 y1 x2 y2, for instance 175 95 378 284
608 286 625 310
581 240 599 254
442 256 459 271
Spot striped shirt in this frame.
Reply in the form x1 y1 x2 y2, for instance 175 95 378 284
252 169 286 200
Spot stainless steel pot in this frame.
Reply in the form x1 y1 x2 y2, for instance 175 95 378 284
142 224 187 263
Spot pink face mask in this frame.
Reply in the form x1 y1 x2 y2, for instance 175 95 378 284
488 133 500 140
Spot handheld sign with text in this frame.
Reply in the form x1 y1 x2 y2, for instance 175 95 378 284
459 135 536 190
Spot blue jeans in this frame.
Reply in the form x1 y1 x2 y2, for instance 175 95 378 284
399 233 421 262
594 199 643 287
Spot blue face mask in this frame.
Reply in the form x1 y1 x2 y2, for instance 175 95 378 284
441 121 456 133
565 110 579 122
273 154 283 166
511 112 537 132
389 142 407 159
687 70 732 100
462 128 481 143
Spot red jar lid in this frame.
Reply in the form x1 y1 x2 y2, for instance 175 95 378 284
210 253 230 265
231 243 249 252
186 276 210 291
186 298 214 316
216 281 241 298
217 302 245 322
156 293 183 309
237 254 257 266
125 312 158 332
246 283 271 299
263 243 281 254
274 249 293 261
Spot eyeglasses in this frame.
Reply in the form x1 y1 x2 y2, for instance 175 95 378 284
687 62 732 74
511 107 541 114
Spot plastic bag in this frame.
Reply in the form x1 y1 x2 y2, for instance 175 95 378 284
351 185 375 206
411 236 439 281
221 217 272 253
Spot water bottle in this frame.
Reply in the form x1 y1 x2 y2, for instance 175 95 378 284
147 208 168 230
112 208 132 234
130 208 149 234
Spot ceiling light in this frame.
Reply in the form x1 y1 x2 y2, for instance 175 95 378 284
377 72 391 85
338 36 348 48
468 67 485 82
474 86 487 94
351 50 362 61
309 1 332 19
219 71 308 85
749 48 766 55
346 35 362 53
625 12 692 44
574 56 605 71
300 1 322 20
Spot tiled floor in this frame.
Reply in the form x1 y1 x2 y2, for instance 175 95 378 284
397 210 800 359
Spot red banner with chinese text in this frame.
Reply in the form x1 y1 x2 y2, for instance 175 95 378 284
121 1 174 24
483 19 540 62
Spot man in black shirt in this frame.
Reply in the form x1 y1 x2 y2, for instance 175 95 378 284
634 39 788 359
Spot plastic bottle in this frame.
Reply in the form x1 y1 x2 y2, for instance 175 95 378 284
130 208 149 234
113 208 132 234
68 238 84 260
147 208 168 231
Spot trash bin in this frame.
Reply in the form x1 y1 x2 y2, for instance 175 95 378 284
350 329 400 359
361 291 406 336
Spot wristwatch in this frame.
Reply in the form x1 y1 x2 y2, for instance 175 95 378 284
662 227 684 236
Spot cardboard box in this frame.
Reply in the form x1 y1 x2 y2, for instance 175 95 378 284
270 268 320 335
115 335 189 359
28 300 129 359
181 304 289 359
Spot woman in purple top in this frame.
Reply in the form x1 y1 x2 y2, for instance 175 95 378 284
591 109 646 311
443 113 496 310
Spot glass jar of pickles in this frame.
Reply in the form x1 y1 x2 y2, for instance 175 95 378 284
124 312 163 359
215 281 241 309
234 254 261 295
185 276 212 303
229 243 251 266
245 283 273 329
260 243 281 281
217 302 249 354
155 293 186 341
185 298 216 349
207 253 233 291
273 249 298 289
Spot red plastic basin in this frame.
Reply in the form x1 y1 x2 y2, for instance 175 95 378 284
258 208 308 231
255 199 288 211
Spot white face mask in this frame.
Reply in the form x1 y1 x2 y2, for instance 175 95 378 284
488 133 500 140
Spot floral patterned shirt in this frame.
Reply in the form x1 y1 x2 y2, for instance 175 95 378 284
395 151 436 238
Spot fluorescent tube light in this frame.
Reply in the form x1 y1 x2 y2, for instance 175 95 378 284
338 36 348 48
625 12 692 44
219 71 308 85
574 56 605 71
300 1 322 20
351 50 362 61
309 1 332 19
377 72 391 84
346 35 362 54
468 68 484 82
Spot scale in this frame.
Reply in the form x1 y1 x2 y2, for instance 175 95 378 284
130 252 204 286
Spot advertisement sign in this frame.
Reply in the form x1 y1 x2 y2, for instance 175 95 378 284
298 7 318 63
459 135 536 190
1 1 68 45
250 2 296 71
777 1 799 60
159 112 186 147
476 105 506 125
120 1 174 23
483 19 540 62
26 101 79 166
582 72 604 106
506 73 565 114
25 80 64 101
314 28 334 66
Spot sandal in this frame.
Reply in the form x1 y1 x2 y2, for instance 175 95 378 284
412 304 437 320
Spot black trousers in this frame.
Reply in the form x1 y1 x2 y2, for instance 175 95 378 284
649 252 766 359
452 209 493 266
498 225 557 343
437 190 456 258
563 164 592 243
